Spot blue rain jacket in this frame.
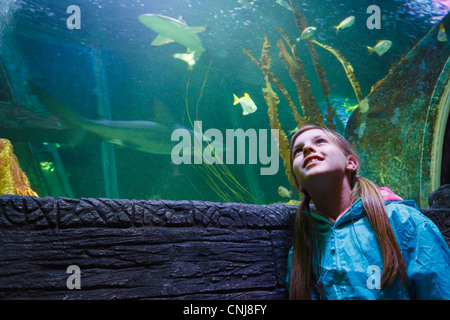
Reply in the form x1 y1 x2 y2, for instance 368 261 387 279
286 199 450 299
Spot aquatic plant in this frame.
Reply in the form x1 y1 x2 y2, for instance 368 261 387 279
243 2 364 186
184 62 260 204
243 37 293 180
311 40 364 104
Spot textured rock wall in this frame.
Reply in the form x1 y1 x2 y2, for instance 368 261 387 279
0 195 296 299
0 185 449 300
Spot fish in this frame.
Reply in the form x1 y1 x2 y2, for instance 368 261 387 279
278 186 291 198
296 27 316 41
438 22 448 42
367 40 392 56
237 0 254 6
334 16 355 34
233 93 257 115
289 127 299 134
276 0 292 11
173 51 196 70
30 82 213 156
138 14 206 62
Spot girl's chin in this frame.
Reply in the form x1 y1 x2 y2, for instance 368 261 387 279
297 170 326 184
298 169 345 186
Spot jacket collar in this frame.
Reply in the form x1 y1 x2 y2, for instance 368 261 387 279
308 198 366 227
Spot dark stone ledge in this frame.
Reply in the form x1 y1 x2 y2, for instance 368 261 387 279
0 195 296 300
0 185 448 300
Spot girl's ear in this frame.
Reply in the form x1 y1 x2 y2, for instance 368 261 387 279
346 155 358 172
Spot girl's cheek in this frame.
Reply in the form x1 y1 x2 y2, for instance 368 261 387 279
292 158 302 170
292 161 304 180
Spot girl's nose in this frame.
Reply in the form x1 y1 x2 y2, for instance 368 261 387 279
303 144 316 156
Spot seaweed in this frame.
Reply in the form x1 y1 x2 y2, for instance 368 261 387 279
243 40 305 127
290 3 335 129
185 61 261 204
311 40 364 103
243 1 363 185
243 37 292 179
275 30 322 125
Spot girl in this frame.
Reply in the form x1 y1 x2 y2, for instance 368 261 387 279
286 125 450 299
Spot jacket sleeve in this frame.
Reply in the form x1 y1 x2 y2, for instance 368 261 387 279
402 209 450 299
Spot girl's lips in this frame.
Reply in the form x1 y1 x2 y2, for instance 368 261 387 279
305 159 321 168
303 156 323 168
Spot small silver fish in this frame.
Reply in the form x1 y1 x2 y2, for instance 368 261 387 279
237 0 254 6
276 0 292 11
367 40 392 56
334 16 355 34
233 93 257 115
296 26 316 41
173 51 196 70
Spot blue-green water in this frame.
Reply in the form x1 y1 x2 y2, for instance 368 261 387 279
1 0 449 204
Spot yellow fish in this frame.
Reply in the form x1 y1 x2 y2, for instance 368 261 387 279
278 186 292 198
438 23 448 42
233 93 257 115
334 16 355 34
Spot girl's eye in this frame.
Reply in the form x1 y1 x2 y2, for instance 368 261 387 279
316 138 327 145
294 147 303 156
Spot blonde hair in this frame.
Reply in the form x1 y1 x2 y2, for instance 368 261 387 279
288 125 407 300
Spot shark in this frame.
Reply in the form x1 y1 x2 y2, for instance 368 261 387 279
138 14 206 62
30 82 214 156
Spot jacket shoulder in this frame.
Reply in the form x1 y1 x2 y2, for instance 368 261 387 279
385 200 445 249
385 200 433 226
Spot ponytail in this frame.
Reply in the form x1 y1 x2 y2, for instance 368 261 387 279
353 176 407 290
289 192 319 300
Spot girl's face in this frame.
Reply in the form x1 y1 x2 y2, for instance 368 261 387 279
291 129 356 190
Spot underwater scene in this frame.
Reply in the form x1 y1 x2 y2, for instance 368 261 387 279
0 0 449 206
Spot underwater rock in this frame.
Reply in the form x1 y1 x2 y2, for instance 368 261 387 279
0 194 448 299
0 139 38 197
422 184 450 243
346 12 450 208
428 184 450 208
